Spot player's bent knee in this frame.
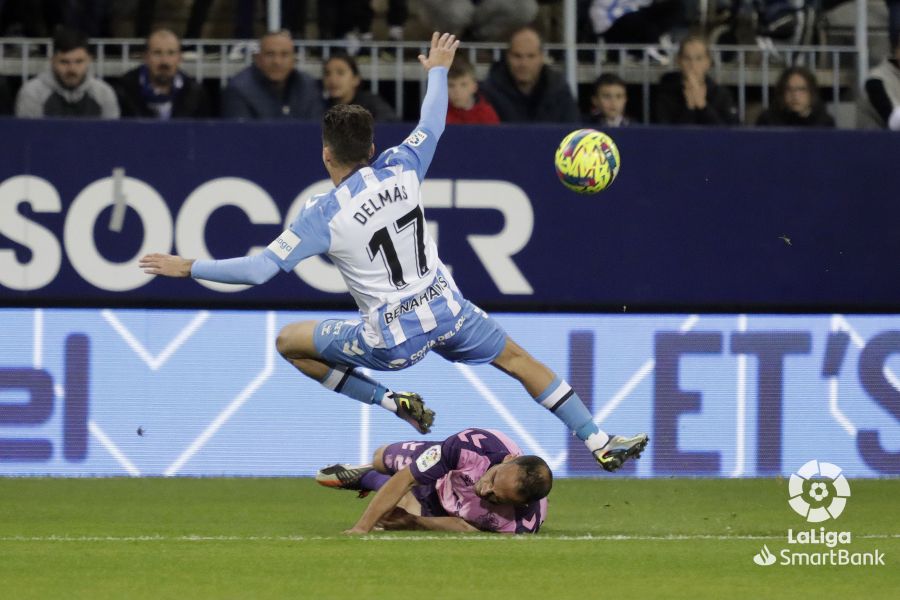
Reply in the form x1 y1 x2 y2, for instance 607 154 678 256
372 446 388 473
275 322 317 359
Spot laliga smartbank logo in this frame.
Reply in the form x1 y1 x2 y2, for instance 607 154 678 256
788 459 850 522
751 460 885 567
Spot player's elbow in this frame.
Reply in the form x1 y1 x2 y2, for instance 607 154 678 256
247 270 274 285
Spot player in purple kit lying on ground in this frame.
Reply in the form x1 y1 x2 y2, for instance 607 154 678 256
317 428 551 534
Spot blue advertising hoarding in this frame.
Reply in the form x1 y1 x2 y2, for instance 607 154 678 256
1 308 897 477
1 119 900 310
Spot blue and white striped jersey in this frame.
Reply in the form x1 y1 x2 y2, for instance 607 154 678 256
190 68 462 348
258 67 464 348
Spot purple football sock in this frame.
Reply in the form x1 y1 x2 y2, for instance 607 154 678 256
360 470 390 491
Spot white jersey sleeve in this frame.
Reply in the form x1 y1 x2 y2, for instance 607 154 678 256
373 127 439 183
263 194 335 271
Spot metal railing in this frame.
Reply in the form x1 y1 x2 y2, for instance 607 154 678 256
0 37 859 123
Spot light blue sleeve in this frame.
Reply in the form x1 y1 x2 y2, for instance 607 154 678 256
262 195 334 272
373 67 447 181
190 253 281 285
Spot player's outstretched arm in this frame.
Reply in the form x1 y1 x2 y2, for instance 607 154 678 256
385 32 458 180
377 507 479 532
139 252 280 285
344 467 416 535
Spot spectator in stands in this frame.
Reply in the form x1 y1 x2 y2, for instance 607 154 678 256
323 53 398 121
419 0 538 42
586 73 631 126
480 26 580 123
0 76 12 115
221 30 322 120
859 39 900 130
15 27 119 118
446 54 500 124
655 35 738 126
755 66 834 128
116 29 210 119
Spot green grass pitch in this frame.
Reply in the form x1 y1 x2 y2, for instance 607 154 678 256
0 478 897 599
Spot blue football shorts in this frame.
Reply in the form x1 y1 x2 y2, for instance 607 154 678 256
313 299 508 371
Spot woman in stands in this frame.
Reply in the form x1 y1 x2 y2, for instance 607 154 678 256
655 35 739 126
756 66 835 128
322 53 398 122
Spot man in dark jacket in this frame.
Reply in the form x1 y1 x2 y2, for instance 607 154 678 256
116 29 210 119
222 30 323 120
480 26 580 123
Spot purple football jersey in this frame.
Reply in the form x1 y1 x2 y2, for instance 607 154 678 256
399 428 548 534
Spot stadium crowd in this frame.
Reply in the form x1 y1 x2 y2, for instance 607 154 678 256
0 0 897 129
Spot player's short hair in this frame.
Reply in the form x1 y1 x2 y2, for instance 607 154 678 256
53 27 89 55
592 73 626 94
512 455 553 503
322 104 374 166
448 54 476 80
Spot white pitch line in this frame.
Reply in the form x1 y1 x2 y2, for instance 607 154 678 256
359 403 371 466
0 533 897 543
594 314 700 425
150 311 210 370
88 422 140 476
102 310 210 371
885 368 900 394
594 361 653 425
454 363 567 471
834 314 900 394
830 377 857 437
829 315 858 437
358 368 372 465
164 312 276 476
731 315 748 478
32 308 43 369
832 314 866 349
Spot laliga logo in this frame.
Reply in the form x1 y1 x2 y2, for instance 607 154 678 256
788 460 851 523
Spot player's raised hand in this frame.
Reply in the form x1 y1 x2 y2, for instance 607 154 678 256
139 253 194 278
417 32 459 71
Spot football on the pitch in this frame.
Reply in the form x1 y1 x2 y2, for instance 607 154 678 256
554 129 620 194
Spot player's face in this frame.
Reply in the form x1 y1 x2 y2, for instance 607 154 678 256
474 462 526 505
448 75 477 109
507 30 543 88
256 34 296 84
323 58 360 103
783 73 812 115
593 84 626 119
52 48 91 90
145 31 181 86
678 41 710 80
